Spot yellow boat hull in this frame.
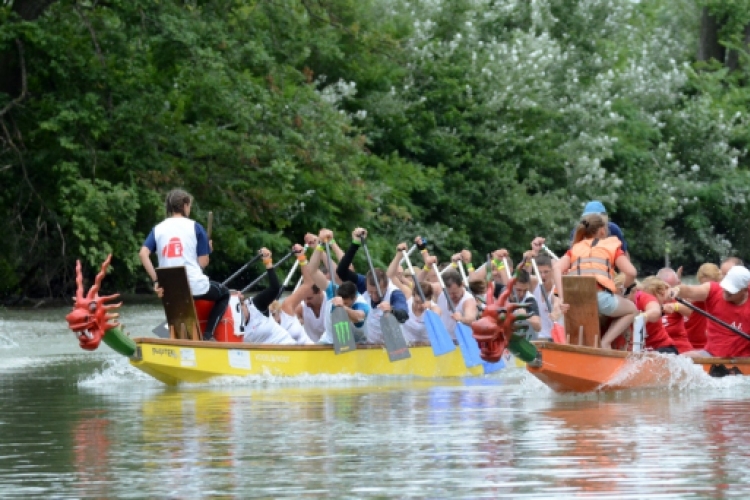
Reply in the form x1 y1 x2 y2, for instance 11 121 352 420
131 338 486 385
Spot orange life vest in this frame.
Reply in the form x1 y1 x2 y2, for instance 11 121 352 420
568 237 621 293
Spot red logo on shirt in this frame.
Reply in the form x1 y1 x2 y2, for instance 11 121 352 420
162 237 183 258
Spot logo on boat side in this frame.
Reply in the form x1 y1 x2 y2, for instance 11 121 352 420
152 348 177 358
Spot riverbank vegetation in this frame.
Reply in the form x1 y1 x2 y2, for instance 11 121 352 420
2 0 750 298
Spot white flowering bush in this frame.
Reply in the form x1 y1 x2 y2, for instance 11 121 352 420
340 0 750 267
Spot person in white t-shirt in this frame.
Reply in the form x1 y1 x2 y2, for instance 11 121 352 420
139 189 230 340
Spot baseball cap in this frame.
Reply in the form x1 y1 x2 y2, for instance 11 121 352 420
720 265 750 294
582 201 606 216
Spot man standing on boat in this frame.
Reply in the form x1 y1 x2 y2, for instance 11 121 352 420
669 266 750 358
336 228 409 344
138 189 230 341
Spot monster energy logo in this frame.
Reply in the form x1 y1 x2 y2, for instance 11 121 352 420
334 321 350 345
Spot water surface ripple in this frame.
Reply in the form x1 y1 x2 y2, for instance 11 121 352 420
1 305 749 498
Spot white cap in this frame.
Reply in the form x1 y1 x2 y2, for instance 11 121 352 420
720 265 750 294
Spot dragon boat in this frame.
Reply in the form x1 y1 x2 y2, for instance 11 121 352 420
471 274 750 393
65 256 529 386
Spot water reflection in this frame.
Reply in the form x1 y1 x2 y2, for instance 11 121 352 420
4 306 750 497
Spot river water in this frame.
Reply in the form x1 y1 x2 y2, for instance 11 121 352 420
2 304 750 498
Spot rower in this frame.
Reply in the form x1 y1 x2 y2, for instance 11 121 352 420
436 269 478 339
554 213 638 350
336 228 409 344
656 267 693 352
239 248 296 345
682 263 722 350
670 265 750 358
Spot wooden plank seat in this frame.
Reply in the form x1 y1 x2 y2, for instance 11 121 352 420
155 266 201 341
562 275 601 347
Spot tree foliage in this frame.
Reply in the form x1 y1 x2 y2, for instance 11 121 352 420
1 0 750 298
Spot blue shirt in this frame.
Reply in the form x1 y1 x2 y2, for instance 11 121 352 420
352 274 409 313
328 282 370 328
569 221 628 253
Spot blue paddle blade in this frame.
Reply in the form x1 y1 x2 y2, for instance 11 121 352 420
455 322 483 368
424 310 456 356
482 358 506 374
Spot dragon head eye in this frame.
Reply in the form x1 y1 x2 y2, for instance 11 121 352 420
88 301 97 313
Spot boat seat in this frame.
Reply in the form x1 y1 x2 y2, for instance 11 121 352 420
562 275 601 347
155 266 201 341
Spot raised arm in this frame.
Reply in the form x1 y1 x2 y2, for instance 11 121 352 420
336 228 365 287
308 240 332 292
250 247 281 314
388 242 413 298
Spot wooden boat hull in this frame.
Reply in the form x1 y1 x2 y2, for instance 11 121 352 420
131 338 485 385
527 342 750 393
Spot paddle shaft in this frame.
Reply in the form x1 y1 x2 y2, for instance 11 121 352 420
542 244 559 260
324 241 335 289
206 211 214 239
240 250 295 294
360 236 384 298
675 297 750 342
503 257 518 302
433 263 457 314
223 253 263 288
282 244 309 288
402 253 426 303
399 244 418 265
531 258 553 312
457 261 470 289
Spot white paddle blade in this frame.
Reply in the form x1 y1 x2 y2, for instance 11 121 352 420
632 314 645 352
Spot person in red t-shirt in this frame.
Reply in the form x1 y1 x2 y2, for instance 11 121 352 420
680 263 722 350
632 277 678 353
656 268 692 351
669 266 750 358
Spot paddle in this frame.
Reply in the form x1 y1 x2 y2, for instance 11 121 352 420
240 250 295 294
360 236 411 361
434 262 483 368
275 244 308 300
330 304 356 354
459 259 505 373
325 240 357 354
222 252 264 289
206 211 213 239
457 259 470 288
542 244 559 260
675 297 750 342
399 244 418 265
503 256 518 302
402 253 455 356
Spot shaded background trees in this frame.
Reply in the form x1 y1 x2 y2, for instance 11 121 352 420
1 0 750 299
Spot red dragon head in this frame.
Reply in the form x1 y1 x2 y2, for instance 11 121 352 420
471 277 521 363
65 255 121 351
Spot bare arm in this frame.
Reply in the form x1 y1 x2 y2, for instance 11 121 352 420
458 297 478 325
671 282 711 302
198 255 209 269
139 246 157 282
282 283 311 316
307 245 331 291
614 254 637 287
331 297 366 323
643 301 662 323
